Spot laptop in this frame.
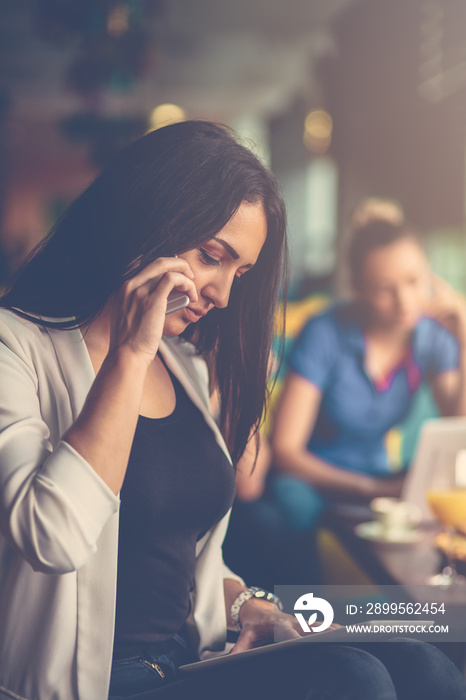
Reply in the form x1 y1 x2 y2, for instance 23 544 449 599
402 416 466 521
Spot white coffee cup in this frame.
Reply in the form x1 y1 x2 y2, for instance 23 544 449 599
370 497 422 539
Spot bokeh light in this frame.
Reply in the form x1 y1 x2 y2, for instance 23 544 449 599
148 104 187 131
303 109 333 154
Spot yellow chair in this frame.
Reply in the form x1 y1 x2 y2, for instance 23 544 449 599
268 295 373 584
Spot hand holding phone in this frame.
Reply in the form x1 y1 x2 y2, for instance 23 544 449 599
110 255 197 366
166 254 190 314
166 289 190 314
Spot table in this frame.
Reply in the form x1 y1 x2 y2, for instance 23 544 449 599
325 506 443 586
325 506 466 672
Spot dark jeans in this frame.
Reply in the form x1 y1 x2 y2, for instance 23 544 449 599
109 634 193 698
108 637 466 700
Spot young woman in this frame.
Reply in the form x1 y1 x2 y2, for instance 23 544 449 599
0 124 464 700
271 218 466 529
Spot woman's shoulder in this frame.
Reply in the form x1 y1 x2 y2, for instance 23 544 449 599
0 310 54 383
416 315 455 336
0 306 41 329
413 315 459 354
0 308 78 372
0 308 45 350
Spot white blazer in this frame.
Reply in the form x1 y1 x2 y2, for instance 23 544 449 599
0 309 242 700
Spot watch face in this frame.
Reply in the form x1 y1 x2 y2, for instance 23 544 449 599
251 588 283 609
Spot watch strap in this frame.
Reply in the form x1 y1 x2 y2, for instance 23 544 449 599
230 586 283 631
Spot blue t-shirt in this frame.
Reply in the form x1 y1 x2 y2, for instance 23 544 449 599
289 303 459 475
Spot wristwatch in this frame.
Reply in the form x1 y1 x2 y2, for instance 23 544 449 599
230 586 283 631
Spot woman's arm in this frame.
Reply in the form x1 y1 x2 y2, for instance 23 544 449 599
432 362 466 417
235 430 272 501
271 372 403 500
65 257 197 495
0 325 120 573
223 578 341 652
64 349 149 495
0 259 197 572
223 578 301 651
428 276 466 417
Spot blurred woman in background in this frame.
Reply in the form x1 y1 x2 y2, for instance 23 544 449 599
271 211 466 531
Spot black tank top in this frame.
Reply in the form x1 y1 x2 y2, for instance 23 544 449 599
113 362 235 656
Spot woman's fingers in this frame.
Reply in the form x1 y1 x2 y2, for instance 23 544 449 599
274 618 306 642
426 276 457 316
229 614 345 655
109 257 198 364
230 625 301 654
125 256 194 291
425 275 466 341
230 612 303 654
122 257 198 309
229 626 268 654
147 270 198 305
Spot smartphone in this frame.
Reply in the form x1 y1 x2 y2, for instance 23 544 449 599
166 290 190 315
165 253 190 315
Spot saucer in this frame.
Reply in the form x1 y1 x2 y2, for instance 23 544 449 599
354 521 423 544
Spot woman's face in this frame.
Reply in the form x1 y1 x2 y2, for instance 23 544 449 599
163 201 268 335
356 237 431 331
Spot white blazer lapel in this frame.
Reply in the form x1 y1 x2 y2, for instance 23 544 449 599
44 324 96 419
158 338 232 465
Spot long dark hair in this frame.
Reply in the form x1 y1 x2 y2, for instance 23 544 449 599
1 120 288 464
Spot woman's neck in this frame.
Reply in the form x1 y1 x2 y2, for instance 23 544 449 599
355 303 415 347
365 322 412 346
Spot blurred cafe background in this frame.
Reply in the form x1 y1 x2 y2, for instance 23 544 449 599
4 0 466 294
2 0 466 589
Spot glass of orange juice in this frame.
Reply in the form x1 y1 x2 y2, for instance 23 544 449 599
426 452 466 585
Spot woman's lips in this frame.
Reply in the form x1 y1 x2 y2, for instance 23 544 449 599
182 307 204 323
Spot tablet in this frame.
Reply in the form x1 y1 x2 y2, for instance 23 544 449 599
178 620 434 674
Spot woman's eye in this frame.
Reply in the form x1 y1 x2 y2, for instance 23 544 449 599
199 248 221 266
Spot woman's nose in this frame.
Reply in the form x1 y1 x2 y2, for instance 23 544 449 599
203 277 233 309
